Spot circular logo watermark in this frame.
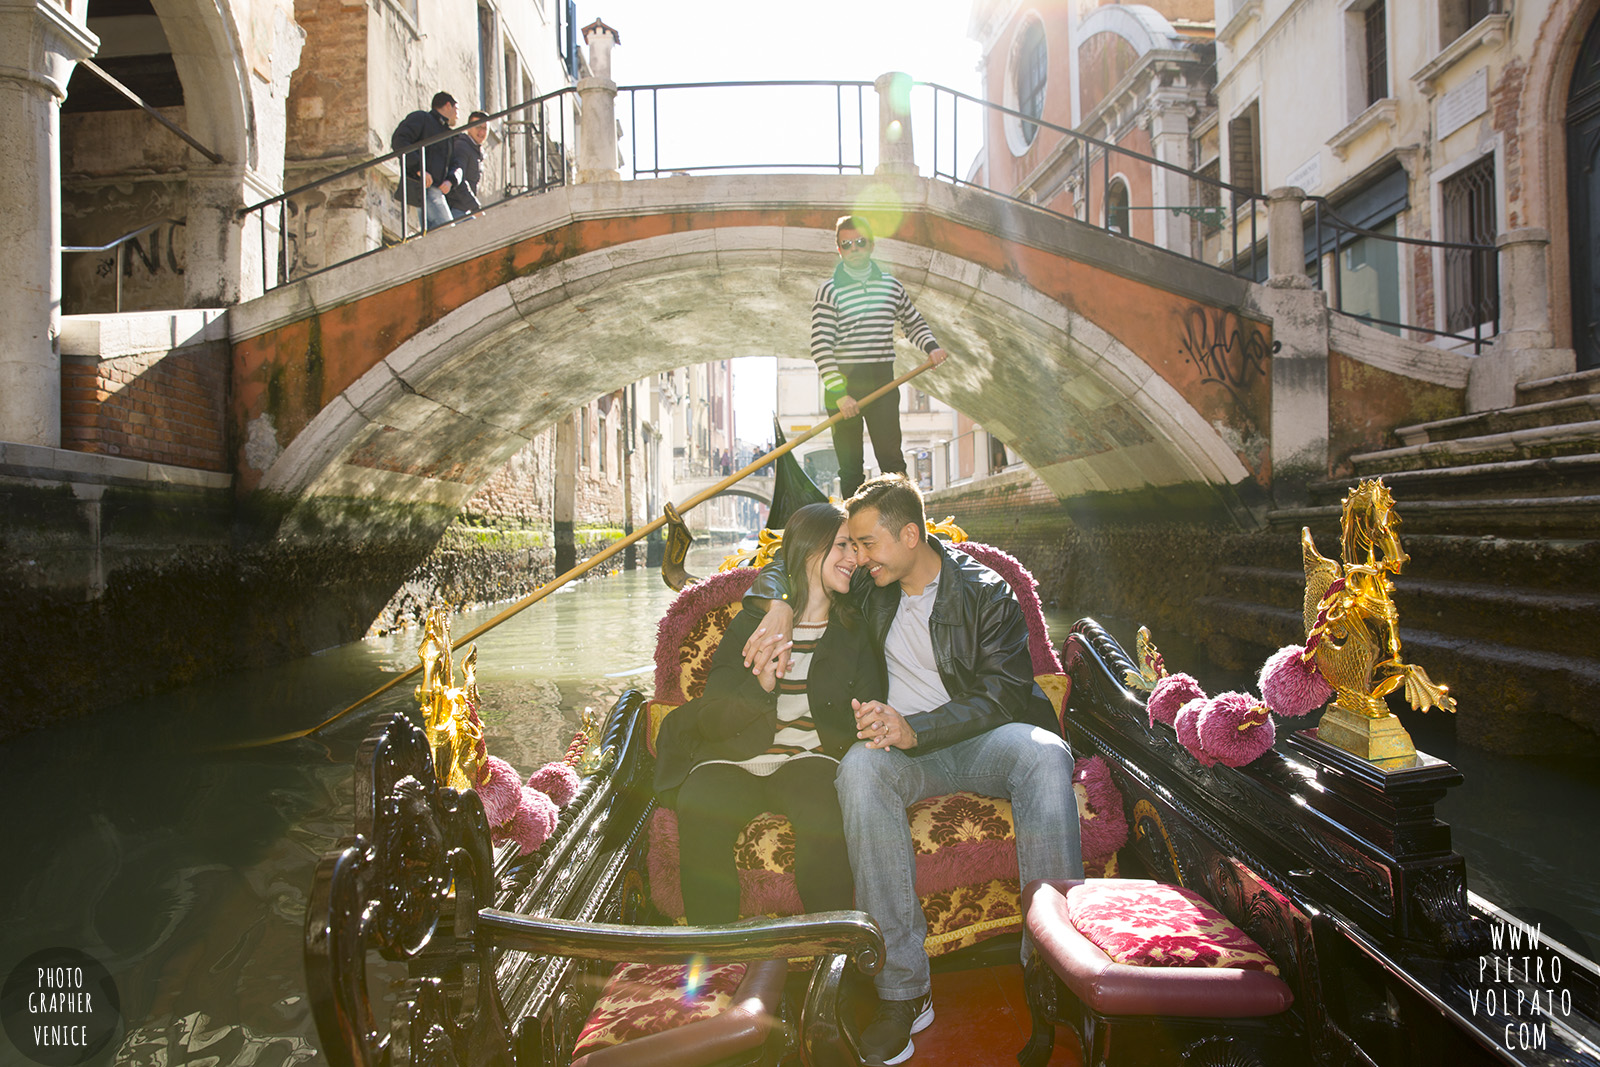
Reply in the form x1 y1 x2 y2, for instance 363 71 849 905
2 949 121 1066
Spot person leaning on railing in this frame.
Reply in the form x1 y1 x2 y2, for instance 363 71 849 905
390 91 458 231
447 110 490 219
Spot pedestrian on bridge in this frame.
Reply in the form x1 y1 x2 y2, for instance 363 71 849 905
447 110 490 219
390 91 458 231
812 216 947 500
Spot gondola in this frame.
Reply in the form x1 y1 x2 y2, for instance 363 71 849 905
304 454 1600 1067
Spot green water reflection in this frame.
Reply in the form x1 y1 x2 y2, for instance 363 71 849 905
0 550 714 1067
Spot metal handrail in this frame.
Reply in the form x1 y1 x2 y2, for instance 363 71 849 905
916 80 1263 281
621 80 870 178
1308 196 1500 352
62 216 185 313
240 86 576 289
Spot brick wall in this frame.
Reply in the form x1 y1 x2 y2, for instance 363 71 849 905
61 345 228 471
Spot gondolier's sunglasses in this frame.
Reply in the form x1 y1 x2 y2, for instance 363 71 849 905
838 237 870 249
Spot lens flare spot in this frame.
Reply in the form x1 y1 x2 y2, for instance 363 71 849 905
854 184 906 240
681 954 709 1002
887 119 904 144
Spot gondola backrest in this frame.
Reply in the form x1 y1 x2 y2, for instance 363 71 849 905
647 542 1070 754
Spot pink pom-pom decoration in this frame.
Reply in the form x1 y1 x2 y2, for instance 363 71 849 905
1259 644 1333 718
476 756 524 827
493 787 560 855
528 761 580 807
1147 672 1206 728
1072 756 1129 864
1173 696 1214 765
1198 692 1277 767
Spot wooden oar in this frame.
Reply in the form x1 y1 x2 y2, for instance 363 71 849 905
243 357 941 746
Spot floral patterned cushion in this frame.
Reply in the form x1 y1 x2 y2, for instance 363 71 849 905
1065 882 1280 974
571 961 747 1058
921 878 1022 955
908 791 1014 853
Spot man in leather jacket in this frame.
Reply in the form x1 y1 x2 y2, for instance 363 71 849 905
743 474 1081 1066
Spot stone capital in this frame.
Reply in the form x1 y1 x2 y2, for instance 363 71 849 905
0 0 97 99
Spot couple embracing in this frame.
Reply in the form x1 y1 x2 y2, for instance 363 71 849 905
655 475 1083 1067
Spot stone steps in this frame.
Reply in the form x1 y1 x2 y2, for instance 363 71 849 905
1272 490 1600 538
1515 366 1600 406
1394 394 1600 446
1214 564 1600 659
1189 595 1600 753
1351 419 1600 475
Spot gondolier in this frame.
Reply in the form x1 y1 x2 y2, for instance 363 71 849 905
812 215 947 499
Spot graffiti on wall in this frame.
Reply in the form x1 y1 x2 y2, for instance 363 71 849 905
96 219 186 280
1177 306 1278 398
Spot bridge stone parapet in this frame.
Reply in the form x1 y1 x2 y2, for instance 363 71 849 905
228 172 1297 543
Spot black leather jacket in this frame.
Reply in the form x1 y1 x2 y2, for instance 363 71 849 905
746 537 1056 754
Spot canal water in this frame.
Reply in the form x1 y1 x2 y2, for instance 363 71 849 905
0 545 1594 1066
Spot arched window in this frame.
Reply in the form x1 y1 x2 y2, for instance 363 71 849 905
1107 178 1130 235
1015 19 1047 146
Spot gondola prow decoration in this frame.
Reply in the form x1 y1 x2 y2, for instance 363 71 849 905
1300 478 1456 763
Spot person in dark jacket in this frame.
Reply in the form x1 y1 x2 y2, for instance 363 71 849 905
741 475 1079 1067
390 91 457 230
446 110 489 218
654 502 884 926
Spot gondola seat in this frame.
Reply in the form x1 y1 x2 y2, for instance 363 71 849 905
1018 878 1297 1066
306 710 885 1067
570 959 788 1066
645 542 1126 959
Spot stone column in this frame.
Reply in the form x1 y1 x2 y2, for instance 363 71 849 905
1467 228 1575 410
0 0 96 447
554 413 577 572
1147 93 1194 254
1252 193 1328 507
875 72 917 177
1266 186 1310 289
576 19 619 183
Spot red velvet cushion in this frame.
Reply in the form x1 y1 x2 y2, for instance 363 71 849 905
1065 881 1279 974
1024 879 1295 1018
572 961 748 1056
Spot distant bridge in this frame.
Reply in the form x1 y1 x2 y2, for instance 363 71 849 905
670 473 777 506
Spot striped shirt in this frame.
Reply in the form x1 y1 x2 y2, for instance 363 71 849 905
811 261 940 396
710 621 833 776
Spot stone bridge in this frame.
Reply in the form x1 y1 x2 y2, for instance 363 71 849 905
228 171 1369 540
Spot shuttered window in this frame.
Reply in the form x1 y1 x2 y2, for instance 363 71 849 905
1228 103 1261 197
1442 154 1499 335
1364 2 1389 106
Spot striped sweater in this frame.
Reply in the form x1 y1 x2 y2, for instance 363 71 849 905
810 261 940 396
712 621 832 776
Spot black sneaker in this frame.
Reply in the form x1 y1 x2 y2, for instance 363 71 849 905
858 991 934 1066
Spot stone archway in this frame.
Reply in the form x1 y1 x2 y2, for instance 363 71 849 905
253 224 1254 541
60 0 284 312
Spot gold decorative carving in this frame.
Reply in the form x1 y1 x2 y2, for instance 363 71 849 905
414 609 485 791
1301 479 1455 762
1123 626 1168 692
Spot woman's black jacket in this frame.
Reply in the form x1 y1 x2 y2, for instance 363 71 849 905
653 606 885 800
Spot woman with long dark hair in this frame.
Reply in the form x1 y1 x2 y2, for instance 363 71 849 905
654 501 884 923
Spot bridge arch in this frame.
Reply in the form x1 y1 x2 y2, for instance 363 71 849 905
231 176 1271 532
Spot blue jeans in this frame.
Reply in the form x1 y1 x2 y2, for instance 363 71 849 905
835 723 1081 999
418 186 452 230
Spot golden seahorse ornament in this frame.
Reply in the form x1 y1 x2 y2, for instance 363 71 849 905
1301 479 1456 722
415 608 486 792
